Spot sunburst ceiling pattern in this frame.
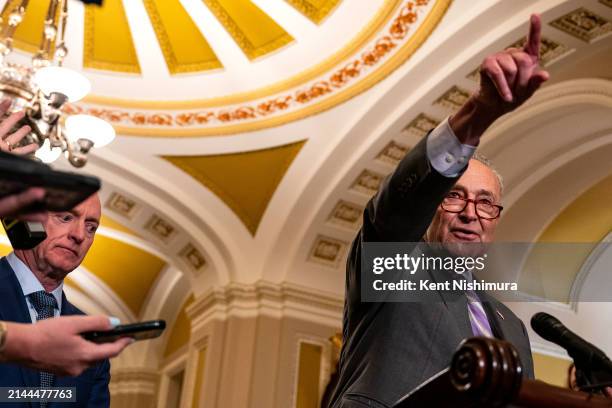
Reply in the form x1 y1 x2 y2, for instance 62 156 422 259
5 0 338 73
0 0 451 135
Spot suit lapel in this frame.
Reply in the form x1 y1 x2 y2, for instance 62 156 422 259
0 258 32 324
0 258 40 391
427 267 473 341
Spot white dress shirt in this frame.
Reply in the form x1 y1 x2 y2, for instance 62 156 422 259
7 252 63 322
426 117 476 177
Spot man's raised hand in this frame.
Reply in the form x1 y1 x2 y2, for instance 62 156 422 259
477 14 549 112
449 14 551 145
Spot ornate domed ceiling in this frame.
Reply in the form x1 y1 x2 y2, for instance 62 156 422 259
4 0 451 135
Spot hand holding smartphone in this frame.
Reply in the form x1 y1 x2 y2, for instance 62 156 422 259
81 320 166 344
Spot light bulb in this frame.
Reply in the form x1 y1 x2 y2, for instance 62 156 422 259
65 114 115 147
35 139 62 163
34 67 91 102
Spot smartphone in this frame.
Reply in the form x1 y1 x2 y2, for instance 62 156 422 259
0 151 101 212
81 320 167 344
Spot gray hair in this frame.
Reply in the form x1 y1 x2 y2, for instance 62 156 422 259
471 152 504 196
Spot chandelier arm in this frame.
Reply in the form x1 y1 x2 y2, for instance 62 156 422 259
54 0 68 66
0 0 30 56
33 0 60 68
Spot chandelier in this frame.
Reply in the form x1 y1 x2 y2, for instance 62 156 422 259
0 0 114 167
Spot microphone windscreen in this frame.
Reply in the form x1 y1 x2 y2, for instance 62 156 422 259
531 312 564 342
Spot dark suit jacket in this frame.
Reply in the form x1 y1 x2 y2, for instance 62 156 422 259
0 257 111 408
329 135 534 408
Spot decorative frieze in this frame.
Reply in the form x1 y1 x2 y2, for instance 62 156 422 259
550 8 612 43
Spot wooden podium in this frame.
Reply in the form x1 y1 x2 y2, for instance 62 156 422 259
393 337 612 408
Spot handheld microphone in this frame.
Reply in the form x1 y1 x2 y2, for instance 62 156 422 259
531 312 612 374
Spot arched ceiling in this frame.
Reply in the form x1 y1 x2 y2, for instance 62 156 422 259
0 0 611 367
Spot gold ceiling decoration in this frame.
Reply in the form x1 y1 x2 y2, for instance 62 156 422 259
72 0 450 136
163 141 305 235
82 235 166 316
286 0 342 24
83 0 140 73
142 0 222 74
83 0 397 109
202 0 293 60
8 0 335 75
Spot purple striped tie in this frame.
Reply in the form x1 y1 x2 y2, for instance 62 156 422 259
466 290 493 337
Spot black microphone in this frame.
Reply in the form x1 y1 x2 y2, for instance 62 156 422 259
531 312 612 374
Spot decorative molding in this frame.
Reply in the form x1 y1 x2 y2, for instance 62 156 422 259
327 200 363 230
105 193 140 219
508 36 573 66
69 0 452 136
109 368 159 396
179 243 207 272
434 85 470 111
308 235 348 268
185 281 344 329
376 140 410 166
350 169 384 196
401 113 440 138
144 214 177 243
549 8 612 43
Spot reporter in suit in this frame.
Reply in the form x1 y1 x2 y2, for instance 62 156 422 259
0 193 119 407
0 192 120 407
0 106 129 407
329 15 549 408
0 98 131 384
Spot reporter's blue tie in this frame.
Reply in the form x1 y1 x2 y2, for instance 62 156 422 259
28 291 58 407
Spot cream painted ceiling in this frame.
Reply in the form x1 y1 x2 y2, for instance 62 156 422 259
0 0 611 368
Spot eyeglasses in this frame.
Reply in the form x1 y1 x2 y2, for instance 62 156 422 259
441 194 503 220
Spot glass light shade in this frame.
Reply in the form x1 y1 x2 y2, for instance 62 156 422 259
35 139 62 163
65 114 115 147
34 67 91 102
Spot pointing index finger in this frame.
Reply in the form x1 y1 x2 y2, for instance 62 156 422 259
523 14 542 59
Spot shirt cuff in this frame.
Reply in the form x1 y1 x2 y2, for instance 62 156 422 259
426 117 476 177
